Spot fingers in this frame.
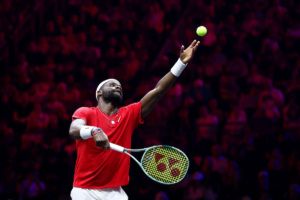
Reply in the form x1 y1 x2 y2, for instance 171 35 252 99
96 140 110 149
193 41 200 51
92 128 110 149
181 40 200 53
188 40 198 48
180 45 184 54
188 40 200 54
95 140 110 149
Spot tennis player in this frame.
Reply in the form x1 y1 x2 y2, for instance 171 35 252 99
69 40 200 200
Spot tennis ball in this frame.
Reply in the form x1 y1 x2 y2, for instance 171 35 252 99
196 26 207 37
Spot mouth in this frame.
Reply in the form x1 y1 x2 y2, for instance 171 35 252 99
114 90 122 95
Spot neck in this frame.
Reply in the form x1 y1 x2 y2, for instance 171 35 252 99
98 99 118 115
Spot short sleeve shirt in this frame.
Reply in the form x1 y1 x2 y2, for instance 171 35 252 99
72 102 143 189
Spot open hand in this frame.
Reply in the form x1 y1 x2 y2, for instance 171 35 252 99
179 40 200 64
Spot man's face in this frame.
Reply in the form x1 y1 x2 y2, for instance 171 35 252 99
101 80 123 106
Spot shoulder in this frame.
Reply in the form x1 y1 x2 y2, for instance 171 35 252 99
72 106 97 119
120 102 141 112
74 106 96 113
120 102 143 124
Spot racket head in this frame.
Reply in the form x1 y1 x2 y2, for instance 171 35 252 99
140 145 189 185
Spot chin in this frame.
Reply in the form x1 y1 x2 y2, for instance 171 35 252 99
110 96 123 106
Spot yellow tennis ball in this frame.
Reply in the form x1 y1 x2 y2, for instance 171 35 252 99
196 26 207 37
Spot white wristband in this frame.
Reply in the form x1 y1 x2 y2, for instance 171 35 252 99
170 58 187 77
80 125 97 139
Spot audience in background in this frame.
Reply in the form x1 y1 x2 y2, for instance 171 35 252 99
1 0 300 199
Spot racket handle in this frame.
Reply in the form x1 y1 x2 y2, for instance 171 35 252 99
110 143 125 153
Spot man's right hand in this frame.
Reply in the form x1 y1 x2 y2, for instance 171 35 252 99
91 128 110 149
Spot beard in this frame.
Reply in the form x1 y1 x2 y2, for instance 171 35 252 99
102 90 123 106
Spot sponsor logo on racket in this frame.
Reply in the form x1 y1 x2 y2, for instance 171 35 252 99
154 152 181 177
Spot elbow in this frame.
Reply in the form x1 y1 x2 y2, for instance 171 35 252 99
69 119 85 139
69 127 78 139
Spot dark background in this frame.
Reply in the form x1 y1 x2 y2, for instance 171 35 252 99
1 0 300 199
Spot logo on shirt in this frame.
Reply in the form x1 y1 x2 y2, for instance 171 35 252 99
111 116 121 125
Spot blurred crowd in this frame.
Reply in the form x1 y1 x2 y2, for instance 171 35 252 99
1 0 300 199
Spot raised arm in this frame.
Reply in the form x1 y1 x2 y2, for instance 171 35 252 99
140 40 200 119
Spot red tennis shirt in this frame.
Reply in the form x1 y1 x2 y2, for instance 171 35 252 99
72 102 143 189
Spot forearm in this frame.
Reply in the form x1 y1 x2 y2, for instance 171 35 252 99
69 119 99 140
70 125 97 140
155 72 177 94
69 119 109 148
149 58 188 96
141 59 187 118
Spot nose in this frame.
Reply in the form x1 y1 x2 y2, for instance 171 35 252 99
115 85 122 90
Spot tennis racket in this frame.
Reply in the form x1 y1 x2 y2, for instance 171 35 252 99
110 142 189 185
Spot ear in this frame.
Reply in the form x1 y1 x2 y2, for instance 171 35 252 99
96 90 102 100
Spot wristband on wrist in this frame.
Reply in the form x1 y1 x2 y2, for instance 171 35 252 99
170 58 187 77
80 125 98 139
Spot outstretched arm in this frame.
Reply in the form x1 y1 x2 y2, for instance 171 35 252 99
140 40 200 119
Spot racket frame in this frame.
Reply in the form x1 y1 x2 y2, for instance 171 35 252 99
110 142 189 185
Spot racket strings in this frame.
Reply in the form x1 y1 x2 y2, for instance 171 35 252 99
141 146 189 184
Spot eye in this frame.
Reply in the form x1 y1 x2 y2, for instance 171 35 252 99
110 83 121 88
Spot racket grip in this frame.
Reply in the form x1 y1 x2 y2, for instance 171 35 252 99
110 143 125 153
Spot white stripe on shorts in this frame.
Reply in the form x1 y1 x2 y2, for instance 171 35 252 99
71 187 128 200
